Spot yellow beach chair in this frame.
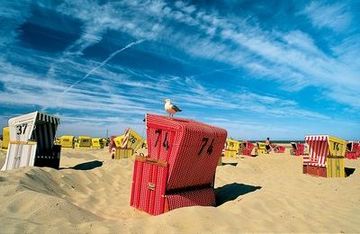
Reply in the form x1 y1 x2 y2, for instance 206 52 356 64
224 138 241 158
60 135 75 148
91 138 102 149
257 142 267 154
76 136 92 148
1 127 9 150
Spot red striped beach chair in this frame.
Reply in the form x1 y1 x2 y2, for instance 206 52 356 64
130 114 227 215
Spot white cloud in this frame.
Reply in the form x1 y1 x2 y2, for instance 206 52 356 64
302 1 352 31
0 0 359 138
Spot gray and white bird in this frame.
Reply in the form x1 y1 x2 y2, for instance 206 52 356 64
164 99 182 117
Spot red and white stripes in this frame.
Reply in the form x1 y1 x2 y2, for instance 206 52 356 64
121 128 130 148
304 135 329 167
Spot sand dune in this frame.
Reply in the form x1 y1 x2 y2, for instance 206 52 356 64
0 148 359 233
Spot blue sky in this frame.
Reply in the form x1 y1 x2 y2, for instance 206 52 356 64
0 0 359 140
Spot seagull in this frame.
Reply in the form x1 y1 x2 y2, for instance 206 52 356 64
164 99 182 117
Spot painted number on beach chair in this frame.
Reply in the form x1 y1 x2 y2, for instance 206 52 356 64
198 137 214 156
162 132 169 150
154 129 161 147
129 136 136 144
16 123 28 135
154 129 170 151
207 139 214 155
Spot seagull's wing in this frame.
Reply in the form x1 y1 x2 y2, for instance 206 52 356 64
172 104 182 112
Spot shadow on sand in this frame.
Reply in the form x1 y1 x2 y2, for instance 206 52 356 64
60 160 103 171
215 182 261 206
345 167 356 177
221 162 238 167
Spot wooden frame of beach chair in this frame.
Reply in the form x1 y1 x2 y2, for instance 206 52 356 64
303 135 346 178
130 114 227 215
1 111 61 171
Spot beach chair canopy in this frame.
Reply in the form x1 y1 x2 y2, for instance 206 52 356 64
1 111 61 171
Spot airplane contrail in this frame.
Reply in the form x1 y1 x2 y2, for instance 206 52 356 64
61 39 145 95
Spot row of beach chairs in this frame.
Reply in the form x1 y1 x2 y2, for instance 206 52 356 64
223 139 290 157
0 111 358 216
57 135 106 149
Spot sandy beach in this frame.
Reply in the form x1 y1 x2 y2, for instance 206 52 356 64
0 147 359 233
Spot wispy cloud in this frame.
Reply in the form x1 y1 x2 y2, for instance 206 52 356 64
302 1 352 31
0 0 359 139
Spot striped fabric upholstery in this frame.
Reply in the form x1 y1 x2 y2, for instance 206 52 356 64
304 135 328 167
36 112 60 125
31 112 60 157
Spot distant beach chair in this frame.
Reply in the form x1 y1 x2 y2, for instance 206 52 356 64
91 138 102 149
303 135 346 178
60 135 75 148
257 142 267 154
76 136 92 148
110 128 144 159
224 138 241 158
290 142 305 156
130 114 227 215
240 141 257 156
1 127 9 150
1 111 61 171
345 141 360 160
273 144 286 153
